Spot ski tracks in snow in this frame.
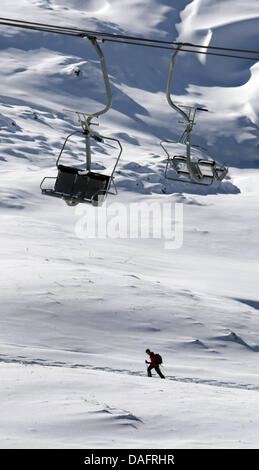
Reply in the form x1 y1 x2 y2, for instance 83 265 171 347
0 353 259 393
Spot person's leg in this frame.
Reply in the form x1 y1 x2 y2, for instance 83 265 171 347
155 366 165 379
147 365 153 377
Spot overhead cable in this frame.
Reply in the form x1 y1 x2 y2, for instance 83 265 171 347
0 17 258 62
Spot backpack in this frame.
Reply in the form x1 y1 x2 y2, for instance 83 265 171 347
154 353 162 365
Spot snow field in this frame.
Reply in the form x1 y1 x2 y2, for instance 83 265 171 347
0 0 259 450
1 361 259 449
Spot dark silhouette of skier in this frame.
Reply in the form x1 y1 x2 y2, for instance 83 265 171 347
145 348 165 378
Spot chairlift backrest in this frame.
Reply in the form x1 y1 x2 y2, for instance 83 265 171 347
55 164 110 202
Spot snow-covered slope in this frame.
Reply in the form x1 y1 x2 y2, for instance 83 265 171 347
0 0 259 449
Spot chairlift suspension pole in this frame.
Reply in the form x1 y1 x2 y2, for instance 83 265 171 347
85 124 91 172
162 44 228 185
80 36 113 172
166 45 189 123
88 37 113 118
166 45 197 182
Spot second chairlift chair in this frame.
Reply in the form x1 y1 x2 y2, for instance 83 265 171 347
41 37 122 206
161 44 228 186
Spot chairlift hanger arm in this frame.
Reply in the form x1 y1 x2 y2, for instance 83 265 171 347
87 37 112 119
63 38 112 124
166 44 189 124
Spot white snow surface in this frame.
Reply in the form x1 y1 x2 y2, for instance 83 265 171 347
0 0 259 449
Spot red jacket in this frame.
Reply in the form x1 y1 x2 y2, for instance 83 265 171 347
148 351 157 366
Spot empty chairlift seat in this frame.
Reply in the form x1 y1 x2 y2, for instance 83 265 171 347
41 165 111 206
170 155 216 185
40 130 122 207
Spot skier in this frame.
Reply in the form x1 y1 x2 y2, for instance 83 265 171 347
145 348 165 379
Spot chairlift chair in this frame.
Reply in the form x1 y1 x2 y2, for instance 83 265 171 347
161 45 228 186
41 126 122 206
40 37 122 206
163 140 228 186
